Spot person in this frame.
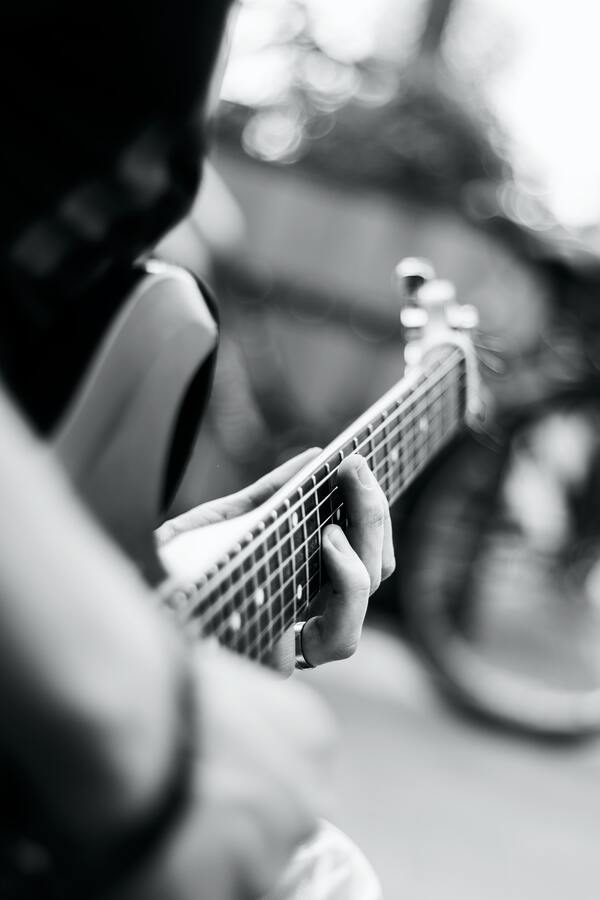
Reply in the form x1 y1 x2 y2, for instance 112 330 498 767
0 1 394 897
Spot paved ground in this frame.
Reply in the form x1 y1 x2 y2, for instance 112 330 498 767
299 625 600 900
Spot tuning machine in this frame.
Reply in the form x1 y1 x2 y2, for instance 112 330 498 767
395 257 479 346
394 256 486 424
395 257 435 333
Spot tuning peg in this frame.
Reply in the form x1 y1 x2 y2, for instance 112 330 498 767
446 303 479 331
394 257 436 302
396 263 486 424
396 257 436 333
416 279 457 325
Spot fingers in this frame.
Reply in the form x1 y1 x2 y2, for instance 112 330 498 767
301 525 370 665
336 455 395 594
300 456 395 667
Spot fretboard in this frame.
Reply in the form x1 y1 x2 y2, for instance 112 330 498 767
168 346 467 661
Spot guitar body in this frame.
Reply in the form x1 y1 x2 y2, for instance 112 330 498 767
52 261 218 580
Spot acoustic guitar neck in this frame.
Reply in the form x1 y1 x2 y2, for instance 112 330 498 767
159 262 482 662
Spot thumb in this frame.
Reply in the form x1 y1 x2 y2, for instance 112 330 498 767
301 525 370 665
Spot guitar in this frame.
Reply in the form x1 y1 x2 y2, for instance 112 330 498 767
53 257 482 661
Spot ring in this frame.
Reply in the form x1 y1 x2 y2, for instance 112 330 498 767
294 621 315 670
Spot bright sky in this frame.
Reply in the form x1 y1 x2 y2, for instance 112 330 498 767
479 0 600 228
229 0 600 228
310 0 600 227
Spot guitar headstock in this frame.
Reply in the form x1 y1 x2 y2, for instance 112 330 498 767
395 257 484 425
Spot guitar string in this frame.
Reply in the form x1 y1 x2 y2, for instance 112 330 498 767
237 417 460 659
182 366 463 644
179 365 459 629
189 369 462 650
198 403 460 660
180 352 463 614
236 423 458 661
237 395 460 658
185 368 461 649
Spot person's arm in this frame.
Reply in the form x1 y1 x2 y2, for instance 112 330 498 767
0 385 184 852
157 448 396 676
0 384 334 899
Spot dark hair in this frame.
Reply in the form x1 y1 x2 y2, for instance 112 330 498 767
0 0 232 428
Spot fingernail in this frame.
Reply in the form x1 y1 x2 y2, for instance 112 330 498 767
354 456 372 487
325 525 345 550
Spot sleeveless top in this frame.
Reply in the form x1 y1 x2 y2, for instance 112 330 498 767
0 0 230 431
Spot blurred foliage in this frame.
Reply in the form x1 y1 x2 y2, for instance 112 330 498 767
216 0 600 270
217 0 511 205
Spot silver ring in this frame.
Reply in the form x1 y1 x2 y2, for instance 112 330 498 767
294 621 315 670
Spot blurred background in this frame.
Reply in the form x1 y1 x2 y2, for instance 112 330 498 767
158 1 600 896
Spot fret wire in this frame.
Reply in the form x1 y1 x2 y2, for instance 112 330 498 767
380 410 392 496
389 384 446 502
244 412 465 658
213 507 335 649
185 367 465 641
299 486 310 610
386 372 466 504
190 379 455 623
257 522 271 653
366 422 376 472
312 473 323 593
200 482 342 635
195 373 463 646
286 496 298 622
202 406 462 658
242 420 461 658
279 500 295 600
270 509 285 646
362 367 462 500
182 360 465 634
260 512 280 656
208 358 459 584
190 504 328 643
217 503 344 653
209 509 337 645
241 543 260 659
248 372 465 655
242 350 460 546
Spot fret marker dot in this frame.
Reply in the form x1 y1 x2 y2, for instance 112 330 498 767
391 447 399 462
254 588 265 607
297 585 303 600
228 611 242 632
336 508 341 521
291 511 299 528
419 416 429 433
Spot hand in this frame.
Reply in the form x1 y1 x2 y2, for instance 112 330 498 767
111 647 335 900
158 449 395 674
298 452 395 669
